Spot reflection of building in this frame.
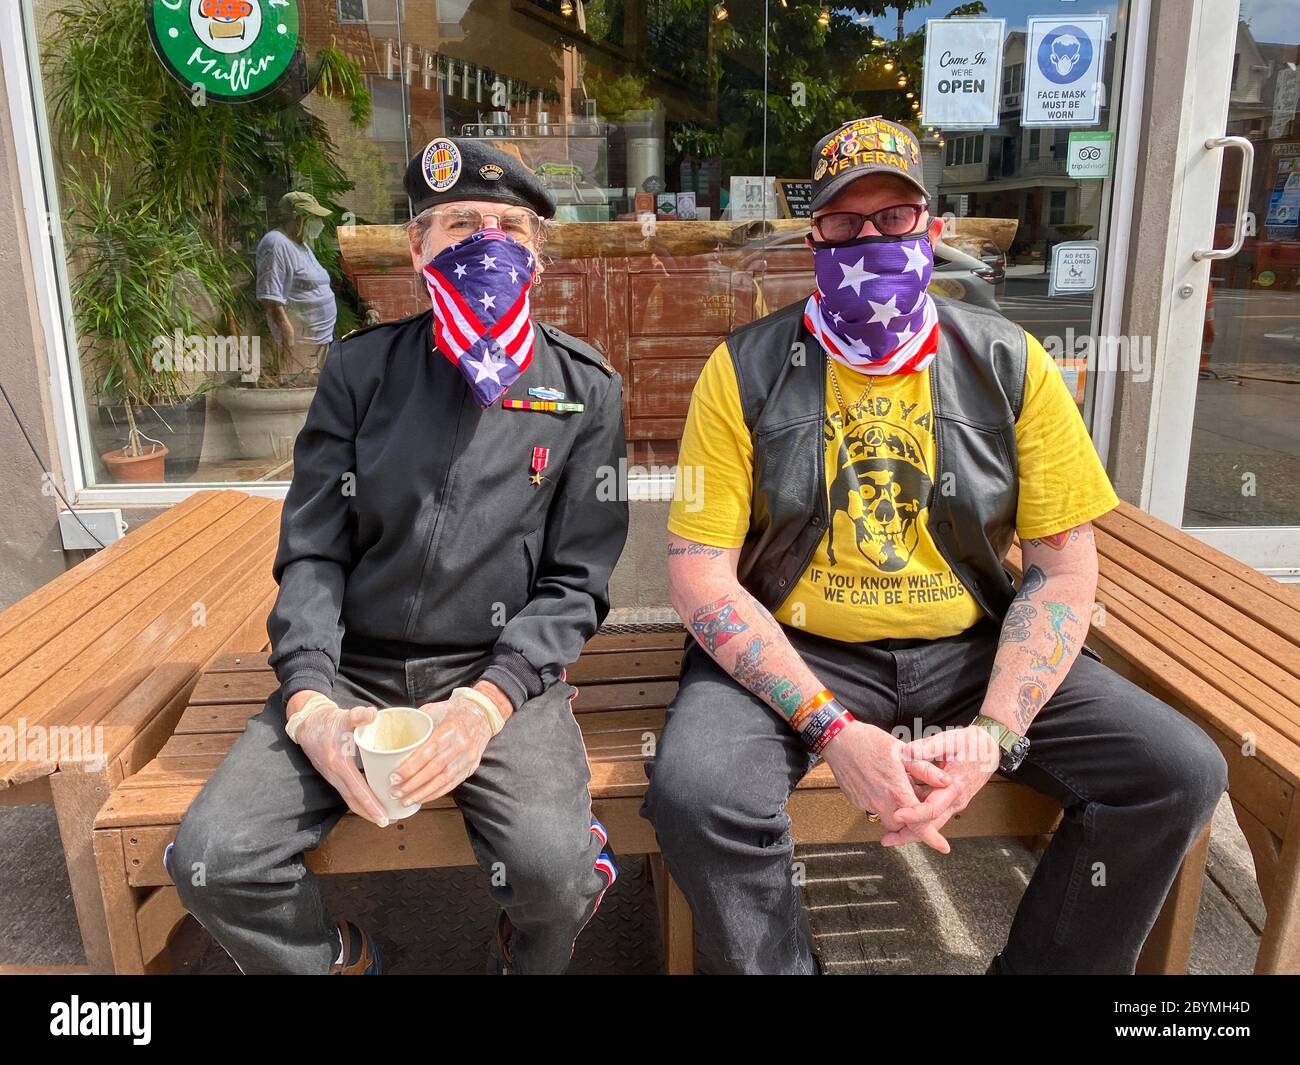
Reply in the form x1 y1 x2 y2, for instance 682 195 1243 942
1216 20 1300 289
299 0 716 223
935 31 1114 261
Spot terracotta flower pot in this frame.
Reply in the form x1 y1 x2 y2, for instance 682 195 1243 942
100 443 169 483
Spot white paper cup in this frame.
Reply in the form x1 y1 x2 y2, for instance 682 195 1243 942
352 706 433 822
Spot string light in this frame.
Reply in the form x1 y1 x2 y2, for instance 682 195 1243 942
560 0 573 12
905 90 914 99
713 2 728 20
817 7 829 26
883 60 895 72
897 75 908 88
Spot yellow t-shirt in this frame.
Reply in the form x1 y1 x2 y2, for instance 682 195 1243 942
667 330 1119 642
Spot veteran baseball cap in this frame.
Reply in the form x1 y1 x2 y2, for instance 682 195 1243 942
404 137 556 219
810 116 927 213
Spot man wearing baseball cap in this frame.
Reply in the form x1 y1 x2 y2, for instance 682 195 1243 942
644 116 1227 974
256 191 338 380
169 138 629 974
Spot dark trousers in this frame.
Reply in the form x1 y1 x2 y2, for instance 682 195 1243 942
167 641 612 974
640 617 1228 974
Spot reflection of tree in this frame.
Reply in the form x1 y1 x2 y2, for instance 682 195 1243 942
666 0 985 179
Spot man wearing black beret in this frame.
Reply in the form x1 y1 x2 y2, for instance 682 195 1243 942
167 138 630 974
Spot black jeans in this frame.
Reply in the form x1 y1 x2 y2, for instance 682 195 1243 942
167 639 613 973
641 617 1228 974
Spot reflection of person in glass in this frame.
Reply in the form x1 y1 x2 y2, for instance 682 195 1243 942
256 191 337 381
166 140 629 975
647 116 1228 975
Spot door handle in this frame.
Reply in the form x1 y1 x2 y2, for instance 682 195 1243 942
1192 136 1255 261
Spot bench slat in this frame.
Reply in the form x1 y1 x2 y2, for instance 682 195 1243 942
0 501 280 786
0 491 242 660
187 668 684 710
1098 507 1300 647
1094 570 1300 729
0 498 277 726
202 628 688 676
1102 502 1300 628
1096 526 1300 681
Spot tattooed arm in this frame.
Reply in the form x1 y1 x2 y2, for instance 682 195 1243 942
889 521 1099 846
981 522 1098 735
667 531 951 850
666 534 821 718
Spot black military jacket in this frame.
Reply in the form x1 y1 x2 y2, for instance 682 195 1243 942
266 310 629 711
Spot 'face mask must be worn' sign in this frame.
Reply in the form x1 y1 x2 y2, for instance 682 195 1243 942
147 0 301 103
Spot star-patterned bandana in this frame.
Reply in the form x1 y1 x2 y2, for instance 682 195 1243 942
423 228 536 407
805 232 938 375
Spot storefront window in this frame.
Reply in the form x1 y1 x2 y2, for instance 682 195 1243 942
23 0 1130 484
1183 1 1300 528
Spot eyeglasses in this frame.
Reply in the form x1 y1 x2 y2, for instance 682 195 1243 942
428 206 541 242
812 202 930 243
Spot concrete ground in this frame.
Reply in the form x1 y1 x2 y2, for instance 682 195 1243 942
0 794 1262 974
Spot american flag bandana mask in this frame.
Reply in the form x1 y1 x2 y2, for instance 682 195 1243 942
422 228 537 408
805 233 938 375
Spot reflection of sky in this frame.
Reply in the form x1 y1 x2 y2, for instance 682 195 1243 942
1241 0 1300 47
836 2 1122 38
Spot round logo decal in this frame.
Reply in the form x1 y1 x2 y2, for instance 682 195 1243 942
147 0 301 102
422 138 462 192
1036 24 1094 86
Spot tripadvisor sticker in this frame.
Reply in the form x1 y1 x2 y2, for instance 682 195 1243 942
147 0 301 102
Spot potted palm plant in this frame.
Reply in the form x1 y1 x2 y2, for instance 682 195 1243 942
62 172 232 482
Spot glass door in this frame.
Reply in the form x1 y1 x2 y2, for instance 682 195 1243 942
1176 0 1300 576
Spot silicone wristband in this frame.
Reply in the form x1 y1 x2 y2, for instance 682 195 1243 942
810 710 852 754
791 688 836 731
798 701 854 753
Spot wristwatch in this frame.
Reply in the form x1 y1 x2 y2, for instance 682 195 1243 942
971 714 1030 774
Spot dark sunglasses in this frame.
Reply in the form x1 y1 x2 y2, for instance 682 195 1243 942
812 202 930 243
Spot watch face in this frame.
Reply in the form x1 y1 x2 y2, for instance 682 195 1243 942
1003 736 1031 772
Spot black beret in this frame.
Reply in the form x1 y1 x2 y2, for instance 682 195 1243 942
404 137 556 219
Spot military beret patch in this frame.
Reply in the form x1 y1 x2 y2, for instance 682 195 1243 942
479 164 504 181
421 138 461 193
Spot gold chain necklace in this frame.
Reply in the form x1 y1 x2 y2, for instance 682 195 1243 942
827 357 875 420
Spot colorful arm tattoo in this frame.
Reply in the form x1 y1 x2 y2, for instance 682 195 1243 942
691 596 748 653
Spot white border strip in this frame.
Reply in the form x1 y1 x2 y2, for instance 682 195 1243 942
3 2 83 500
1091 0 1151 468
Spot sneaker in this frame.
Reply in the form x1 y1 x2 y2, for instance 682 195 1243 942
329 919 382 975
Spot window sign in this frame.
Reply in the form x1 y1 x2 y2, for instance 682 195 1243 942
1023 16 1107 127
922 18 1006 128
1050 241 1100 295
1067 131 1114 178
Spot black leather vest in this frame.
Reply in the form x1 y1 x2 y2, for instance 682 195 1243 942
727 295 1028 623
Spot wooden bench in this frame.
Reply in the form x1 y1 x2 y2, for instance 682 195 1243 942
0 490 279 971
93 625 1209 975
1007 501 1300 975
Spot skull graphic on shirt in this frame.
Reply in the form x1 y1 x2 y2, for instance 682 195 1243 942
826 419 933 572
